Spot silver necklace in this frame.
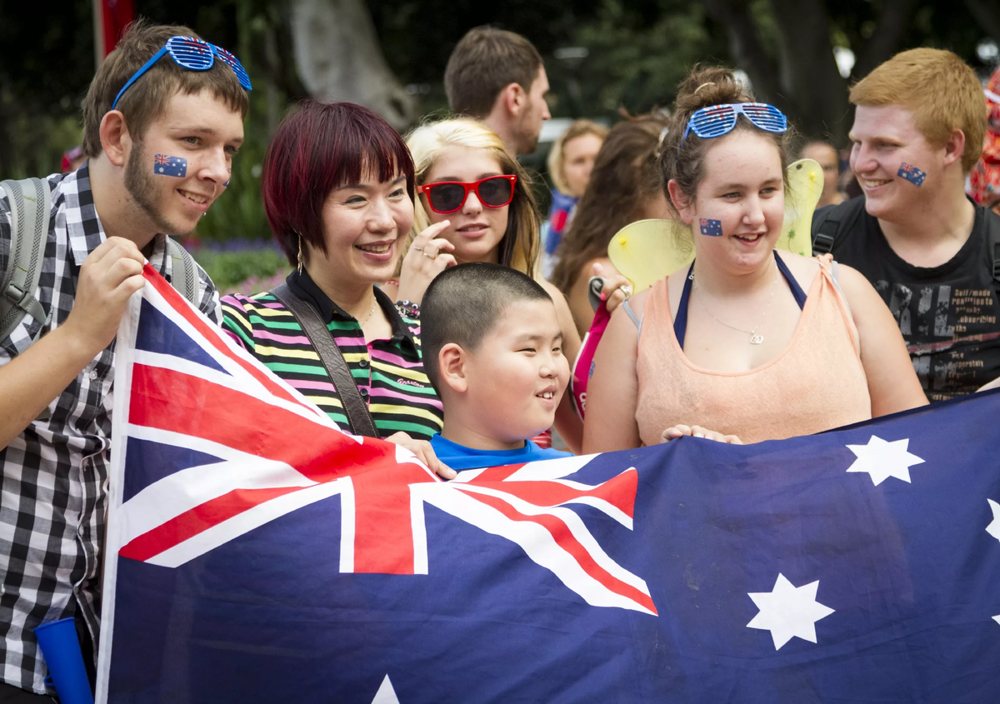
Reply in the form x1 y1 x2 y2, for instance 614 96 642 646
359 304 377 326
689 267 779 345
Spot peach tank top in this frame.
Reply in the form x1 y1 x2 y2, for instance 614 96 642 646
635 259 871 445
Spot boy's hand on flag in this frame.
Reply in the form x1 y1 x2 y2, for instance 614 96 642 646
385 431 457 479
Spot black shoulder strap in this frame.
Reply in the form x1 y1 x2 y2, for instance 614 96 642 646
811 197 866 255
982 206 1000 290
270 283 379 438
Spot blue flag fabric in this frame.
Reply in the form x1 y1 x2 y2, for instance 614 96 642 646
98 269 1000 703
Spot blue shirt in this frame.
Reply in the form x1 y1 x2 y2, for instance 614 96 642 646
431 434 572 471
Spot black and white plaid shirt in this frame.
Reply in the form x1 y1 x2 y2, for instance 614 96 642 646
0 164 220 694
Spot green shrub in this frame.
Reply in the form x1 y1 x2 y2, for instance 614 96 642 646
193 246 289 294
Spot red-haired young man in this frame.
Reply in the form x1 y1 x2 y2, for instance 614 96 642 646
812 48 1000 402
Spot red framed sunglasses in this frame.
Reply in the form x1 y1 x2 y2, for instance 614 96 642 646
417 175 518 214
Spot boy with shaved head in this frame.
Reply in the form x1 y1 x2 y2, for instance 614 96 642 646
421 263 572 469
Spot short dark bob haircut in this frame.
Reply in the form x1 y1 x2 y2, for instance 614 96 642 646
262 100 415 267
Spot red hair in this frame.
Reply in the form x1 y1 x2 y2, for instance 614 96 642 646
262 101 415 266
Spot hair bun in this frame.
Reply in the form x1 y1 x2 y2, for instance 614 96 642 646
675 67 751 113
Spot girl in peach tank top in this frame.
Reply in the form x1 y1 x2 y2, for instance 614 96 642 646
581 65 928 455
635 254 871 445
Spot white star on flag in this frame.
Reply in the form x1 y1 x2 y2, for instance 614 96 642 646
371 675 399 703
845 435 924 486
993 615 1000 626
747 573 835 650
987 499 1000 544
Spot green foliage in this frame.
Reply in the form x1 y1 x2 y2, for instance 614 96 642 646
545 0 725 119
192 246 289 294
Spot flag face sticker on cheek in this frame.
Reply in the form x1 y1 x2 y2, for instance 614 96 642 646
224 167 231 188
154 154 188 178
897 162 927 187
700 218 723 236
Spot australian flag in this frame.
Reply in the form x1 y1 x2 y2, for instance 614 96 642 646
897 162 927 187
699 217 723 236
153 154 188 178
96 266 1000 703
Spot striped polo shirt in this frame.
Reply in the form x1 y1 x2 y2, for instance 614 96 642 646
221 270 443 440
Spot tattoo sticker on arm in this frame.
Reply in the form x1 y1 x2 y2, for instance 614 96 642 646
699 218 723 236
154 154 188 177
897 162 927 187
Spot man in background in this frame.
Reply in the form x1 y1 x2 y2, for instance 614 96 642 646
444 26 551 156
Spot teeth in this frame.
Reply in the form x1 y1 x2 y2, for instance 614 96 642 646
539 392 554 399
180 190 208 204
863 179 891 187
735 234 761 241
358 243 391 253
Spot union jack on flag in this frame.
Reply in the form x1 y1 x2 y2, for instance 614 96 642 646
96 266 1000 703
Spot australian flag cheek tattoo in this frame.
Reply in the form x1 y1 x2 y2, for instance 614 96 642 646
897 162 927 187
699 218 723 236
154 154 188 178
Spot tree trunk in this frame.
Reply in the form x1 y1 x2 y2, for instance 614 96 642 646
962 0 1000 47
853 0 918 80
289 0 416 131
768 0 851 144
701 0 782 104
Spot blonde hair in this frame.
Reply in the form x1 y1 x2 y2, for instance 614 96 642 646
403 118 541 275
850 48 985 173
547 119 609 194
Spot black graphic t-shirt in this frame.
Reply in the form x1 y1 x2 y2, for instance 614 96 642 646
830 200 1000 402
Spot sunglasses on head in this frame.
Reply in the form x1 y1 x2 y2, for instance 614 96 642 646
682 102 788 143
112 35 252 110
417 175 518 214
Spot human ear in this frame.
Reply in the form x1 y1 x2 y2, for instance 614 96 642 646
502 82 526 118
667 180 695 225
942 128 966 169
99 111 131 168
438 343 468 394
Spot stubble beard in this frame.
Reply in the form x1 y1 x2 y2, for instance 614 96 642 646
123 139 194 237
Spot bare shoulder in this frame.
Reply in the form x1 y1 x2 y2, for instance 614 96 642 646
540 278 566 300
625 287 652 319
776 250 821 291
831 262 879 302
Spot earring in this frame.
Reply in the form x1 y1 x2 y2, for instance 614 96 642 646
297 234 304 273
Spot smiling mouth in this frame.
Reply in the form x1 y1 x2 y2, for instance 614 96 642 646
356 242 393 254
862 179 892 188
457 223 488 233
734 233 764 243
536 388 557 400
179 189 209 205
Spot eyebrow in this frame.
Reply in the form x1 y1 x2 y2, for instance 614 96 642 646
848 133 902 146
717 177 782 190
172 127 244 145
514 331 564 343
336 175 407 191
432 173 501 182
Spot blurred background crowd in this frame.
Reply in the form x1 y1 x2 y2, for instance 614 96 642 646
3 0 999 292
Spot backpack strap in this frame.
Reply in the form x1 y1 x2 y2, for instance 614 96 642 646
270 283 380 438
982 206 1000 292
811 197 866 256
0 178 52 342
165 236 198 306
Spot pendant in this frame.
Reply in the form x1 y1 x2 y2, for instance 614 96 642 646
750 334 764 345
